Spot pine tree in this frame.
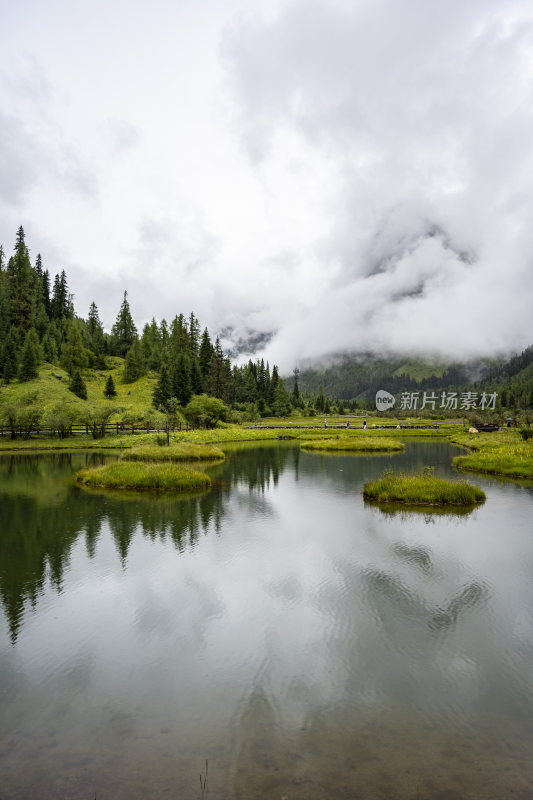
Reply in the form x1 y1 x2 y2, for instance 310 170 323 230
269 366 280 406
61 320 88 374
152 363 172 410
188 312 200 357
87 301 106 357
189 357 203 396
141 319 162 370
7 227 35 331
292 368 302 408
272 379 292 416
315 384 326 412
69 369 87 399
208 337 226 399
18 328 41 382
1 327 19 382
170 314 189 357
172 354 192 405
111 291 137 356
104 374 117 399
122 338 145 383
51 270 71 321
199 328 214 385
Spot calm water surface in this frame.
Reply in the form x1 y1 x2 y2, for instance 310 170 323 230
0 442 532 799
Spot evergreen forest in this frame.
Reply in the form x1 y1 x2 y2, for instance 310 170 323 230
0 228 531 432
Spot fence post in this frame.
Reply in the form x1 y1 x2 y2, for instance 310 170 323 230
132 422 134 434
116 422 119 435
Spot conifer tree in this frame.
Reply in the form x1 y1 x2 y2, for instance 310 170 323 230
104 374 117 399
272 379 292 416
87 301 106 357
292 368 302 408
188 312 200 357
152 363 172 410
18 328 41 382
69 369 87 399
172 354 191 405
208 337 227 399
7 227 35 331
315 384 326 412
42 330 59 364
199 327 214 385
51 270 71 321
189 357 203 396
61 320 88 374
2 327 19 382
269 366 280 406
122 338 145 383
111 291 137 356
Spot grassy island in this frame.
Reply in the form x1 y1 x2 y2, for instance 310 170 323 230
122 442 224 463
363 469 486 506
76 461 211 492
300 436 404 453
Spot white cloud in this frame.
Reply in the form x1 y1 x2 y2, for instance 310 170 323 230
1 0 532 368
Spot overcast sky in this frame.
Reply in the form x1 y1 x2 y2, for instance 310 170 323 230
1 0 532 370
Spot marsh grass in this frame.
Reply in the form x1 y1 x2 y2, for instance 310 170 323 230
453 449 533 479
451 431 533 479
76 461 211 492
300 436 404 453
122 442 224 463
363 468 486 506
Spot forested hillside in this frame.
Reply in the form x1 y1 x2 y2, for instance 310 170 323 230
0 227 298 420
288 349 533 410
1 227 531 425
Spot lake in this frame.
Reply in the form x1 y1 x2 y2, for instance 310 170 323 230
1 442 532 799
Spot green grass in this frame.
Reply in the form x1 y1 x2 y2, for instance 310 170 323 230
363 468 486 506
122 442 224 462
0 360 161 422
450 430 533 479
300 436 404 453
76 461 212 492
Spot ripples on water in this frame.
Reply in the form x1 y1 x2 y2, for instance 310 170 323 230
0 443 533 798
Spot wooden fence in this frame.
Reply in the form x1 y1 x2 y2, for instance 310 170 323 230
0 421 201 438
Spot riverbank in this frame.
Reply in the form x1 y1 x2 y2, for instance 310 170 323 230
0 418 466 452
451 431 533 479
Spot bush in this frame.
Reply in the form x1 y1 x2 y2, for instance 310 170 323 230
43 403 79 438
184 394 229 428
519 427 533 441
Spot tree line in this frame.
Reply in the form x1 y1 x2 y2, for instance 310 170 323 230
0 227 327 422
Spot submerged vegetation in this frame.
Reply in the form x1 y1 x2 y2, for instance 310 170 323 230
363 468 486 506
76 461 212 492
300 436 404 453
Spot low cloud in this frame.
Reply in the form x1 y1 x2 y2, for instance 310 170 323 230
223 0 533 369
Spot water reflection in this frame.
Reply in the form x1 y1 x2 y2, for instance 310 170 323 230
1 444 533 799
0 445 294 642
